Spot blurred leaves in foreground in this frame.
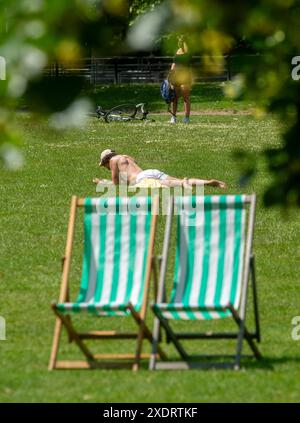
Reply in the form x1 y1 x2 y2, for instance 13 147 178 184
0 0 131 168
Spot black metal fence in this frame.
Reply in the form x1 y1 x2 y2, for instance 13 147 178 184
46 55 259 84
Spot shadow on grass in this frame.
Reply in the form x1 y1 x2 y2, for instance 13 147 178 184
244 355 300 371
131 355 300 371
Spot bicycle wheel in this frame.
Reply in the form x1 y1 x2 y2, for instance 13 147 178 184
105 104 137 123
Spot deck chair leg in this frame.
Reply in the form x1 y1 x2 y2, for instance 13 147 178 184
149 315 161 370
152 258 163 343
129 304 167 370
149 312 169 369
48 317 63 370
230 307 261 369
251 255 261 342
152 308 189 360
152 257 158 300
234 320 244 370
132 321 146 371
242 323 261 360
52 306 94 362
130 306 167 360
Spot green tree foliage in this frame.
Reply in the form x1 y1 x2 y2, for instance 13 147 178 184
129 0 163 20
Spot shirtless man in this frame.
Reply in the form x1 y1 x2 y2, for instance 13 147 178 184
93 149 226 188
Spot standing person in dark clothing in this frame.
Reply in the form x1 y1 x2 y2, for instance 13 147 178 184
169 35 193 124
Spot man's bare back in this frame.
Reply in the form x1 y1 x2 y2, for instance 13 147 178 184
110 155 143 185
93 153 144 185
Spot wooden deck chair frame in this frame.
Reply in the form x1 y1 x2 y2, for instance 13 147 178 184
150 194 261 370
48 195 166 371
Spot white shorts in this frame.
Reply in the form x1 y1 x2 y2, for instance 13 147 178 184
135 169 168 184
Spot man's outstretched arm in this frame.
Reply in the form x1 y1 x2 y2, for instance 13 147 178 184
200 179 226 188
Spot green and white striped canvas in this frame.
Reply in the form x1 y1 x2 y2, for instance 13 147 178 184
57 197 152 316
154 195 247 320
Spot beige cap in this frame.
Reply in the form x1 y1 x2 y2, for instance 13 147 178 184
99 149 116 166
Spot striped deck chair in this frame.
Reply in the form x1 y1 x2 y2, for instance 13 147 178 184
150 195 261 370
49 195 166 370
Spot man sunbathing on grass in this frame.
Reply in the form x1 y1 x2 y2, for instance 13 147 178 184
93 149 226 188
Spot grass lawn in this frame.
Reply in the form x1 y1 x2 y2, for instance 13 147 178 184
0 83 300 402
86 82 254 112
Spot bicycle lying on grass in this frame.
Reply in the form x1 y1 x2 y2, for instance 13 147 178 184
93 103 155 123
